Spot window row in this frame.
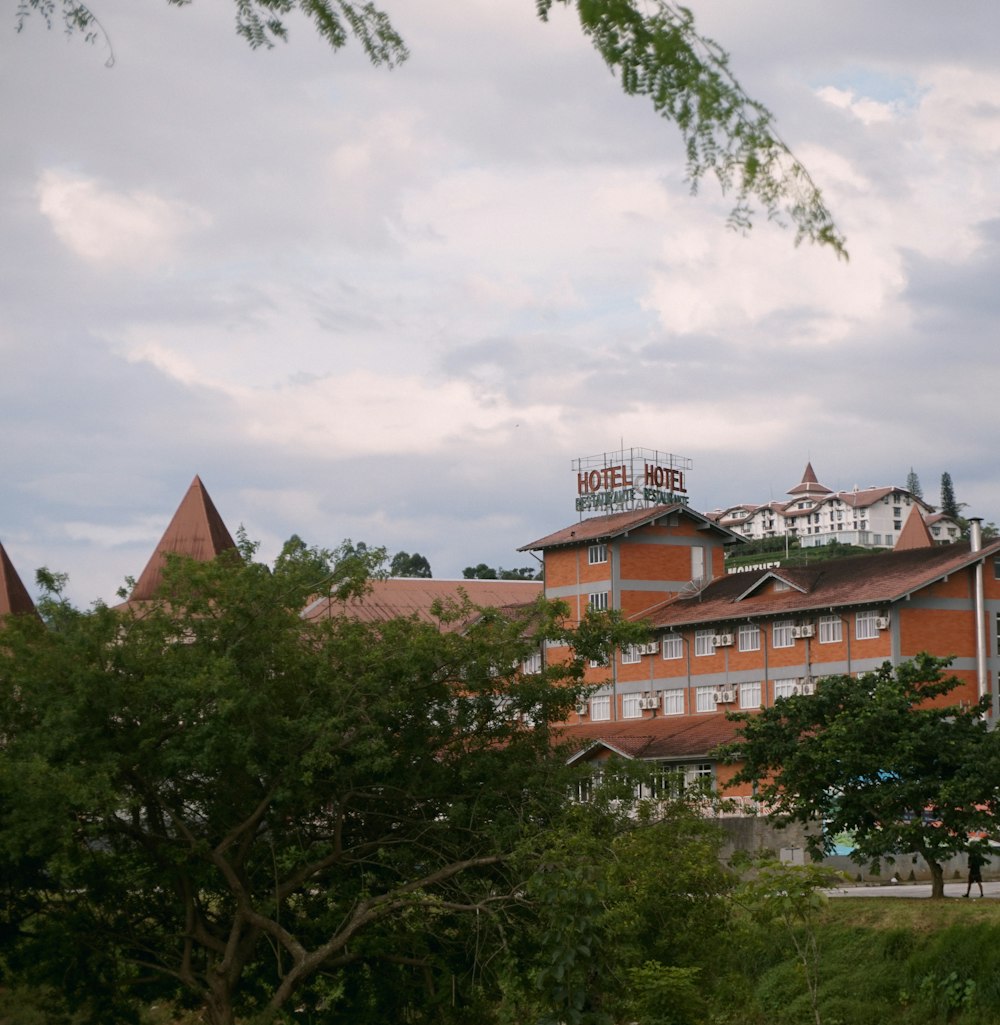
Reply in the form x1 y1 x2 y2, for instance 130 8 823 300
588 677 816 720
584 610 889 665
652 612 887 659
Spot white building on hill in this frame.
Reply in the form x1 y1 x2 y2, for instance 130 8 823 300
705 463 961 550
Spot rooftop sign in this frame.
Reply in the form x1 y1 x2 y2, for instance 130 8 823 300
572 447 692 515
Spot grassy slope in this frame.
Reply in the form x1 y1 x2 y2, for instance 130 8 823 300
715 898 1000 1025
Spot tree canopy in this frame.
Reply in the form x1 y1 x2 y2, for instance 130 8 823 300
906 467 923 500
721 655 1000 899
17 0 846 255
462 563 541 581
0 538 637 1024
389 550 432 577
940 472 960 520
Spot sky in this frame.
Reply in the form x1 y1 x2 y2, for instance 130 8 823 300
2 0 999 605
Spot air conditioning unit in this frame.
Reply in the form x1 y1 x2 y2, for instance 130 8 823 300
639 696 659 710
712 689 736 704
712 634 734 647
800 680 816 696
638 642 659 656
875 616 890 630
576 703 589 717
794 624 815 638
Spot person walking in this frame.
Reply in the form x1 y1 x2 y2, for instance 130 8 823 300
964 842 988 898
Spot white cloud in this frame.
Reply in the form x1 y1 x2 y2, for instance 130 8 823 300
36 169 210 267
815 86 897 125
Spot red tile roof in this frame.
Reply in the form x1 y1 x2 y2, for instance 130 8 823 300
641 539 1000 628
558 713 743 762
520 505 740 552
128 477 236 602
303 577 543 631
0 541 35 619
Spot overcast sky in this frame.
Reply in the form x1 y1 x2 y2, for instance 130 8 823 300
2 0 999 604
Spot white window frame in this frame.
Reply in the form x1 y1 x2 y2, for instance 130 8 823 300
521 651 542 675
588 543 608 565
622 693 642 719
662 633 683 660
621 644 641 665
695 685 717 712
590 695 611 721
662 690 684 715
772 619 795 648
856 610 880 641
588 591 609 612
694 629 716 657
818 615 842 644
737 624 760 652
739 681 762 709
774 679 799 700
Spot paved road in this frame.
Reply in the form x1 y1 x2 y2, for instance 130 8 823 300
827 880 1000 899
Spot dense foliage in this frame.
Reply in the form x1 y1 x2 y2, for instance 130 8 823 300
0 538 651 1024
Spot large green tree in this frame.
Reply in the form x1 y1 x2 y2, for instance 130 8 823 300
721 655 1000 899
17 0 845 255
0 538 632 1024
939 472 960 519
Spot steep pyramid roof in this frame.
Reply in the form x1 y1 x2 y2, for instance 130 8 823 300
129 477 236 602
0 540 35 619
895 506 935 550
787 461 832 497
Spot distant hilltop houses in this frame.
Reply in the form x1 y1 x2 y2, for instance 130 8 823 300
704 462 961 549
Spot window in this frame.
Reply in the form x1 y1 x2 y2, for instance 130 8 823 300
590 695 611 720
818 615 842 644
739 681 762 709
772 619 794 648
662 690 684 715
521 651 542 675
738 624 760 652
691 545 706 581
621 645 641 665
662 633 683 660
589 655 609 669
588 543 608 565
695 685 717 712
774 679 799 700
622 693 642 718
856 610 881 640
695 630 715 656
588 591 609 612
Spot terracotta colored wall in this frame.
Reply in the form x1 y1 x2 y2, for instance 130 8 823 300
899 607 976 659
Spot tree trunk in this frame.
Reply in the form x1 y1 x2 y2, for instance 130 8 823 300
928 859 945 899
205 973 237 1025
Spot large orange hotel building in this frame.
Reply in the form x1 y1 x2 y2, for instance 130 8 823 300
521 448 1000 800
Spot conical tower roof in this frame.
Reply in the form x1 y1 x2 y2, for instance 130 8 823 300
129 477 237 602
0 540 36 619
787 462 832 498
895 506 934 551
